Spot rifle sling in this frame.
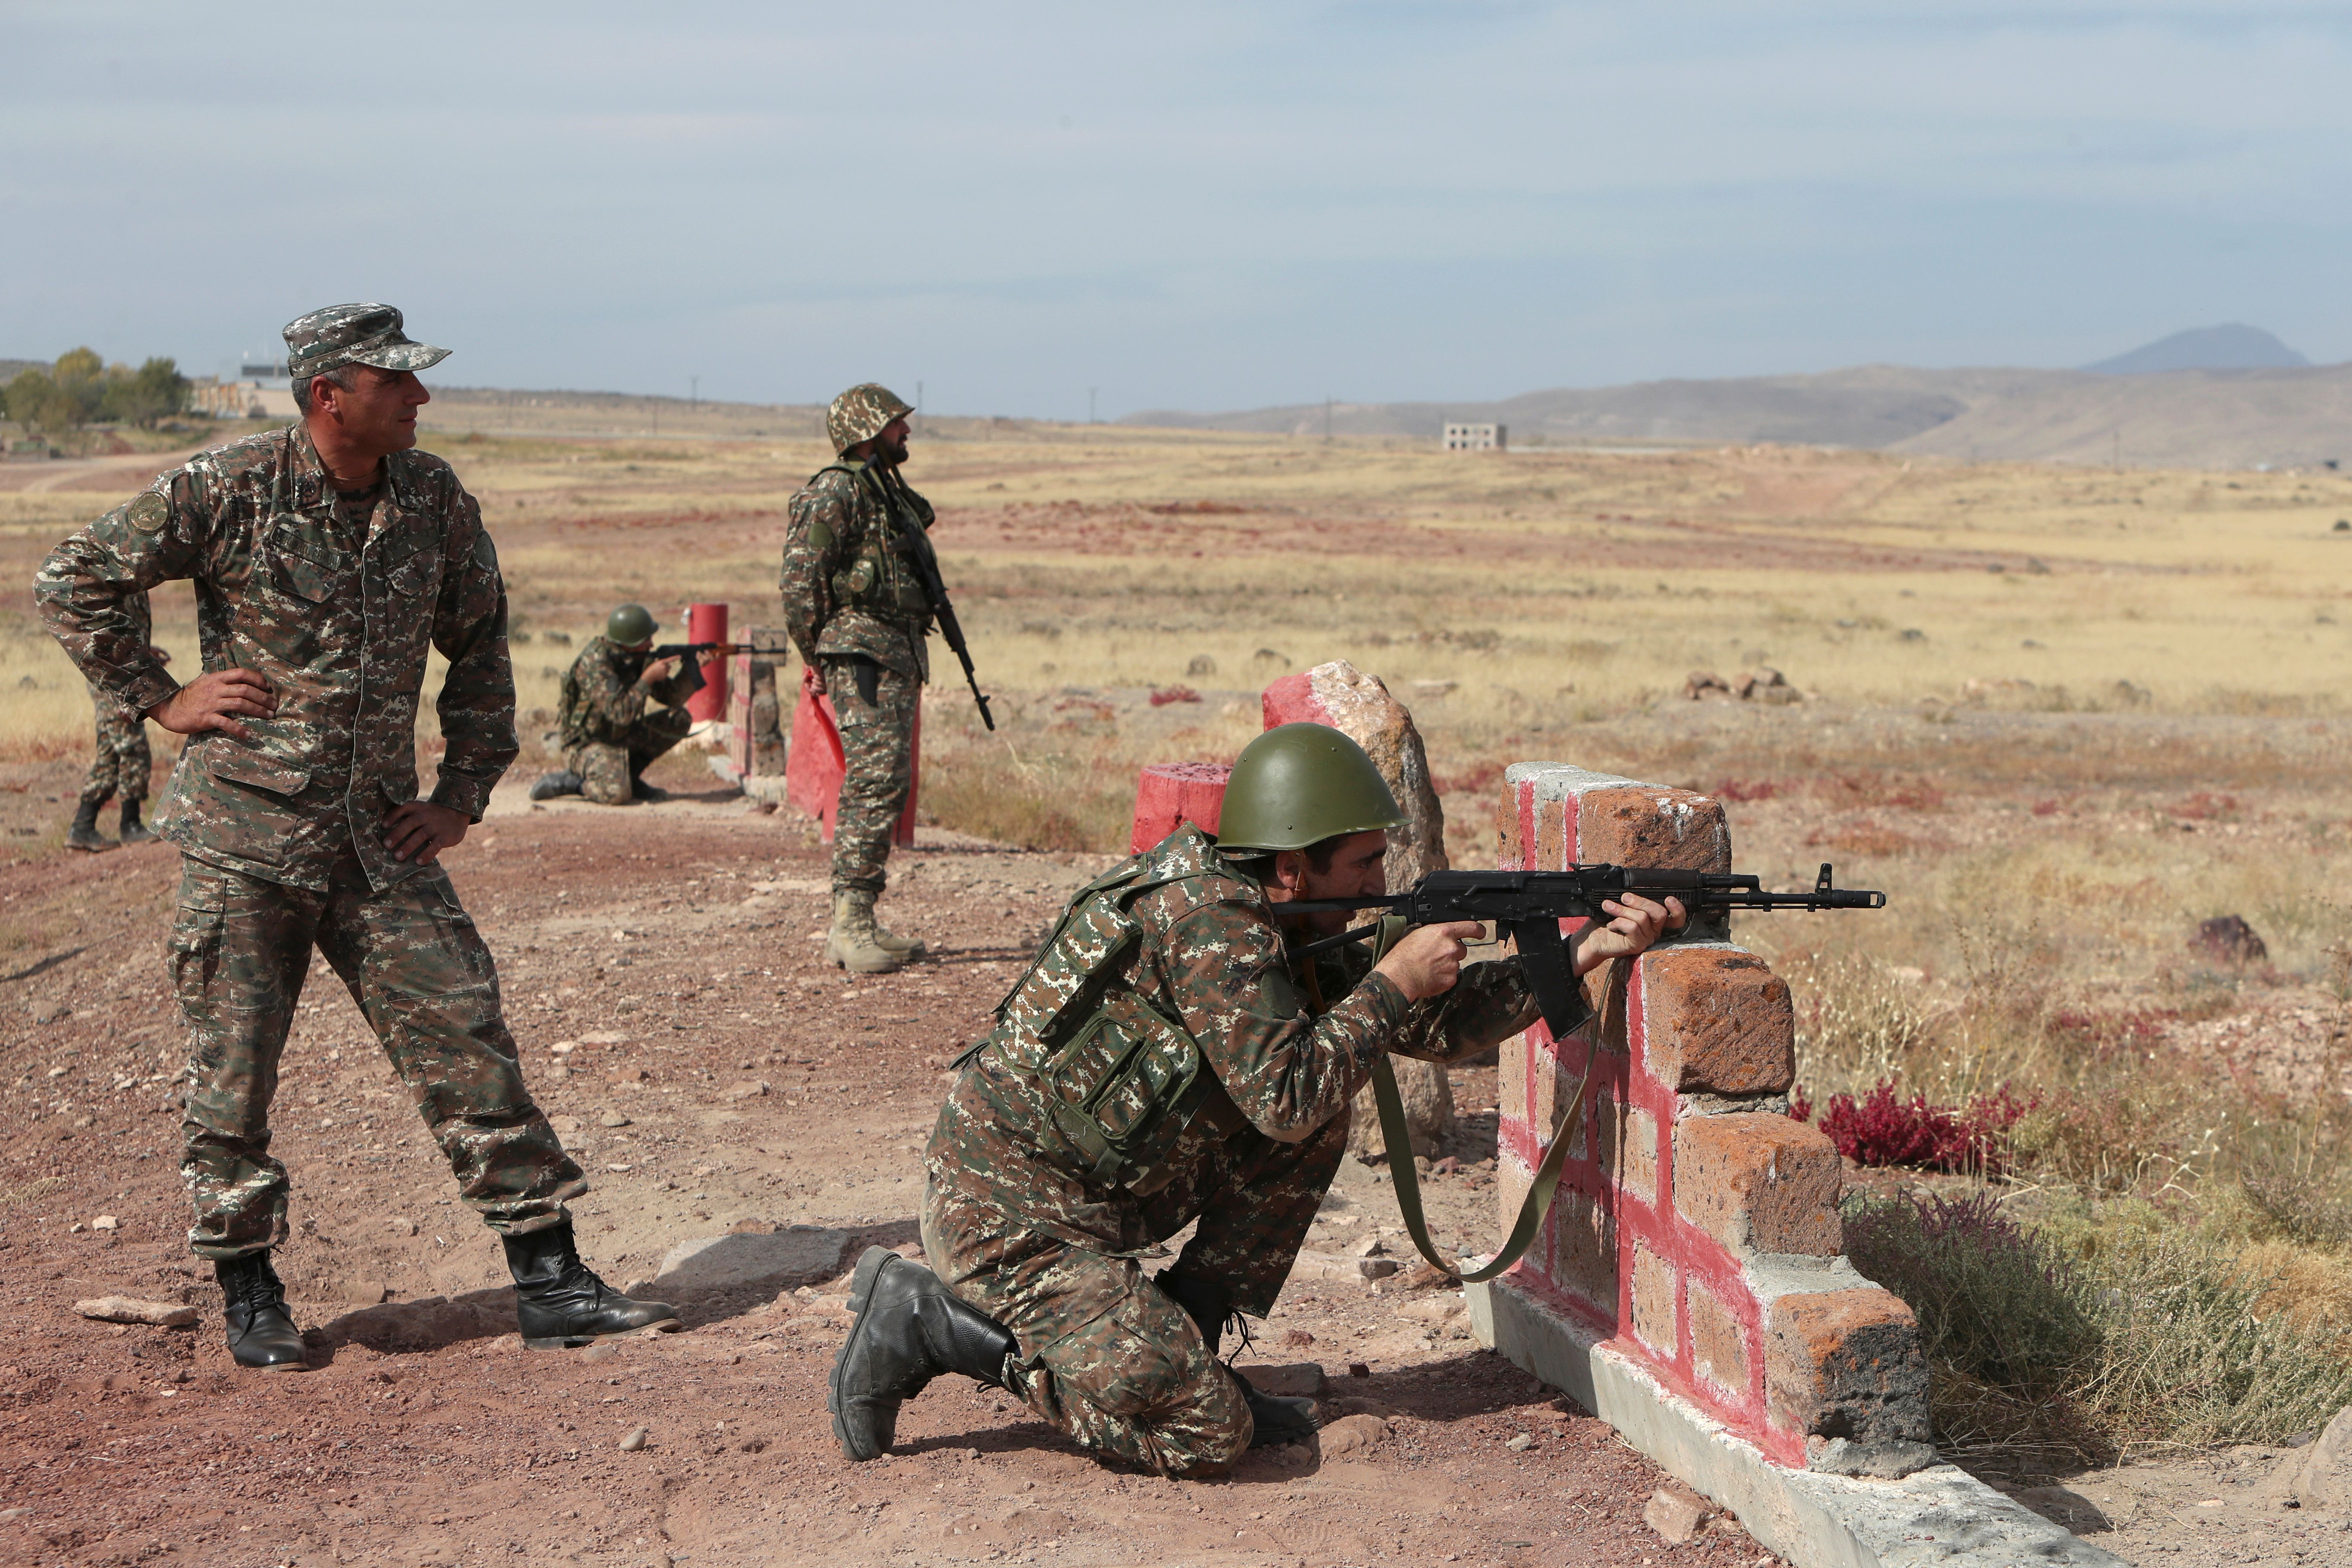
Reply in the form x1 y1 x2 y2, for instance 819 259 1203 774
1369 915 1597 1284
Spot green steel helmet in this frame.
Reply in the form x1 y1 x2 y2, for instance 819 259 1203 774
826 383 915 454
1215 723 1404 853
605 603 657 646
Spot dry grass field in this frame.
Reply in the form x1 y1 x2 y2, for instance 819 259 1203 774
3 414 2348 1485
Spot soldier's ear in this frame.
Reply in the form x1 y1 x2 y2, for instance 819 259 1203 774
1270 850 1306 894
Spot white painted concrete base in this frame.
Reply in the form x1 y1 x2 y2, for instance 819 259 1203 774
1467 1275 2127 1568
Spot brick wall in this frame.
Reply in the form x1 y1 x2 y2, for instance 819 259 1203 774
1492 763 1932 1478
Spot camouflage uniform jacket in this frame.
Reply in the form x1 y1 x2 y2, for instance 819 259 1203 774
780 459 936 682
928 824 1540 1255
36 424 516 893
557 636 702 749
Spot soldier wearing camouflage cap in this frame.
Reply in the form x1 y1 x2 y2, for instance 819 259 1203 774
828 725 1686 1474
780 383 952 973
37 302 677 1372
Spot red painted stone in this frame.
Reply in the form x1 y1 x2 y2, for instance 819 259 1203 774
1260 671 1325 729
1130 762 1231 854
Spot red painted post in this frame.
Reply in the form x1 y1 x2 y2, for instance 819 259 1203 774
685 602 728 723
783 668 916 847
1130 762 1231 854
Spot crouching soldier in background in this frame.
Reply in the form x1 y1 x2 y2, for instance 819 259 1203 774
531 603 704 805
828 724 1685 1475
37 302 679 1371
67 585 168 851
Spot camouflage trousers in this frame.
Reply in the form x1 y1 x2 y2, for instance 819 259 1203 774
565 706 693 805
166 851 587 1259
79 684 151 805
920 1108 1349 1475
822 655 916 897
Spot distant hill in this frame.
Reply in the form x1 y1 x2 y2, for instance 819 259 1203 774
2084 324 2309 375
1125 356 2352 469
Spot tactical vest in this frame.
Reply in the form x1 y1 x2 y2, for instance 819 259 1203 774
811 462 933 622
979 825 1252 1194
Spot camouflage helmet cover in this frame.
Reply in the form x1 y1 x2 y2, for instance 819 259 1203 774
1214 723 1405 854
282 303 450 379
606 603 658 646
826 383 915 454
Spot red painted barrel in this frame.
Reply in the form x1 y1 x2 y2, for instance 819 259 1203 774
685 602 728 723
1130 761 1232 854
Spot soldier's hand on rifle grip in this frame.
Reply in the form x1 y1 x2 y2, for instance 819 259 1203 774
1571 894 1687 977
1373 920 1487 1002
147 667 277 742
639 655 681 688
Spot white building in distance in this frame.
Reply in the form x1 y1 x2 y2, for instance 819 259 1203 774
1442 421 1506 452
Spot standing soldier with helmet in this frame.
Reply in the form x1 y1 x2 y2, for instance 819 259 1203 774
827 723 1687 1475
37 302 678 1371
531 602 705 804
780 383 946 975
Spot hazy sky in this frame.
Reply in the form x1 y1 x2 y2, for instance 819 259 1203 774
5 3 2346 416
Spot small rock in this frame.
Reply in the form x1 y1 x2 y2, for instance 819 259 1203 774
549 1115 582 1134
618 1426 650 1452
74 1296 198 1328
1347 1362 1370 1378
1318 1413 1389 1456
389 1217 418 1237
91 1215 119 1231
608 1068 647 1085
1278 1329 1315 1350
599 1111 633 1129
341 1280 388 1305
2264 1403 2351 1510
1643 1483 1709 1544
1505 1433 1534 1452
1244 1363 1326 1398
581 1343 619 1364
721 1080 771 1101
1352 1236 1388 1259
0 1505 30 1520
2191 915 2267 966
1357 1258 1400 1280
30 1000 70 1024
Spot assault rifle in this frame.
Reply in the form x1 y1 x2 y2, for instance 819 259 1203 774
647 641 742 663
1283 863 1886 1283
876 467 995 731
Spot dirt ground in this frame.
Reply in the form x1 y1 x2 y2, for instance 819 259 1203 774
0 753 1786 1568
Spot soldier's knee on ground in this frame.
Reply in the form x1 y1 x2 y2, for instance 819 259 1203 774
573 743 634 804
1016 1297 1253 1475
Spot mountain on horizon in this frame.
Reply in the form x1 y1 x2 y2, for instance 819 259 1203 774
2083 324 2308 375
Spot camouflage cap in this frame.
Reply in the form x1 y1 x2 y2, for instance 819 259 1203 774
826 383 915 454
282 303 450 380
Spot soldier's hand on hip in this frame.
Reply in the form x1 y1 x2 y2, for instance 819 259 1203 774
384 801 472 865
1373 920 1485 1002
146 668 276 741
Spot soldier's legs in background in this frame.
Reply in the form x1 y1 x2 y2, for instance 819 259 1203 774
313 857 586 1236
566 741 634 805
624 707 694 779
170 860 323 1259
112 713 151 804
824 656 916 897
77 690 121 807
1152 1112 1350 1319
923 1185 1251 1476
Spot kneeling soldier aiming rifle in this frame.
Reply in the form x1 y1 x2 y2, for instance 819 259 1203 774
532 603 713 805
829 723 1694 1475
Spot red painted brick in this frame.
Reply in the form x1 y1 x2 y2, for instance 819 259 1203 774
1673 1115 1841 1257
1639 947 1796 1095
1631 1240 1678 1354
1689 1284 1750 1397
1547 1186 1618 1312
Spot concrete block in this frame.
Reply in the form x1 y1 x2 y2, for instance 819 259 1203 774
1469 1273 2126 1567
1548 1185 1618 1312
1641 946 1797 1095
1573 785 1731 873
1675 1114 1842 1257
1631 1240 1678 1356
654 1225 853 1297
1766 1289 1934 1478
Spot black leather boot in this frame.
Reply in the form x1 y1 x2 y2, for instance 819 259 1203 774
66 799 111 852
502 1217 682 1348
214 1252 310 1372
117 799 154 845
830 1246 1017 1461
528 770 582 801
1158 1269 1320 1448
